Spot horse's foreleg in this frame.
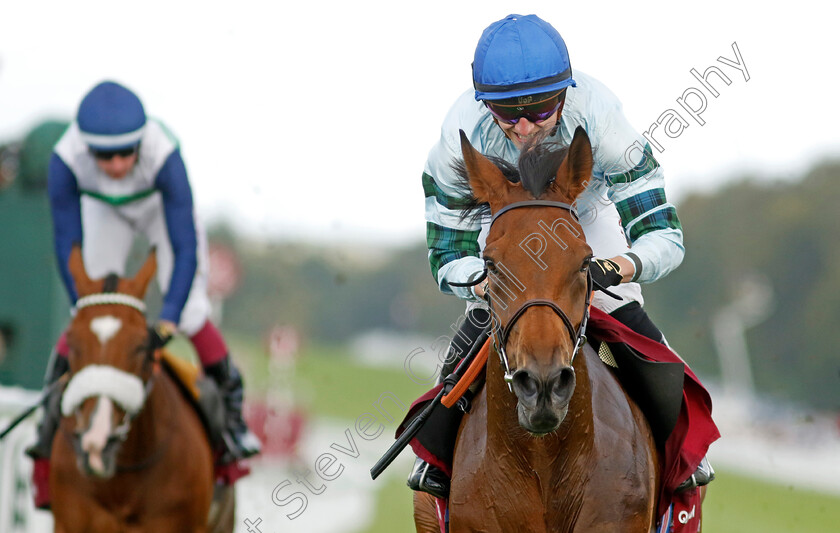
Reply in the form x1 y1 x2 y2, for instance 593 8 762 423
52 485 120 533
413 491 439 533
139 514 207 533
54 507 121 533
207 485 236 533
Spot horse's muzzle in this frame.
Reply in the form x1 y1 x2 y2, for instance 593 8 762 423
511 366 576 434
73 432 121 478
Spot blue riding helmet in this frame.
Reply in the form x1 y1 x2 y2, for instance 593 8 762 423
77 81 147 151
473 14 577 102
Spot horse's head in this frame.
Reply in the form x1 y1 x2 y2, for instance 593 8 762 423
61 246 157 478
459 127 593 435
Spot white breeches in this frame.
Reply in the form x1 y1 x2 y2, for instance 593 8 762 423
79 193 211 336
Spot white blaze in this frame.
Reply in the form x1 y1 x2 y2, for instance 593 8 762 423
81 396 114 474
90 315 122 346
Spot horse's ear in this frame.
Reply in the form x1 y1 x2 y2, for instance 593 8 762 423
552 126 593 202
68 245 97 297
459 130 514 205
125 247 157 298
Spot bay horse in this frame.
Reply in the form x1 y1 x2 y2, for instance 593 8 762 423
415 128 661 532
51 246 232 533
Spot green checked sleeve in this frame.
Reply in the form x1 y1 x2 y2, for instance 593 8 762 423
593 100 685 284
422 111 487 301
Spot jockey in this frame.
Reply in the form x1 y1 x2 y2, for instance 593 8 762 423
409 14 714 499
27 80 261 508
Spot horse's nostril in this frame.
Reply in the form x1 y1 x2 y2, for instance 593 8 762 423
512 370 539 402
559 367 574 388
551 367 576 402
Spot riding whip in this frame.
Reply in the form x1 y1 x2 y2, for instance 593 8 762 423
370 326 490 480
0 373 68 441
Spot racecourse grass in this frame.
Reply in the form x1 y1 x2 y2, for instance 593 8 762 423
171 334 427 421
362 473 417 533
702 471 840 533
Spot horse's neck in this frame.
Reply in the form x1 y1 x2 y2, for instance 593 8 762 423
485 346 596 467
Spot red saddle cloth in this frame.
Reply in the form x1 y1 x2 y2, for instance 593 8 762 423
399 307 719 533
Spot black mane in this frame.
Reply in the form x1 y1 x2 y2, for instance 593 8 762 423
451 142 569 222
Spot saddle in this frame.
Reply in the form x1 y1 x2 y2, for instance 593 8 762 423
594 340 684 448
159 350 226 450
155 351 251 485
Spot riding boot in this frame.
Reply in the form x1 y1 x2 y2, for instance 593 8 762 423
203 357 262 463
407 456 451 499
25 353 69 460
676 456 715 492
25 352 70 510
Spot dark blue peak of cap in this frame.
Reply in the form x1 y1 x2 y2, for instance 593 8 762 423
473 14 576 101
77 81 147 150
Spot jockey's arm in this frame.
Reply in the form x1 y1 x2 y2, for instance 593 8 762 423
154 149 198 326
603 150 685 285
608 256 636 284
424 182 485 302
423 126 486 302
596 104 685 285
47 153 83 304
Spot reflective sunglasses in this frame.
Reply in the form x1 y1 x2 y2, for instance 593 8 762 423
90 146 138 161
485 90 566 125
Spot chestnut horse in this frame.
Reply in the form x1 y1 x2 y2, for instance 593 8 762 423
51 246 231 533
415 128 660 532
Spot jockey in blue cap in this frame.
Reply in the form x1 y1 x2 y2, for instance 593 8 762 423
409 14 714 499
27 80 261 509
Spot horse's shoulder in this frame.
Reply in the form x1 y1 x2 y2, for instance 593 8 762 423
455 383 488 453
582 342 649 431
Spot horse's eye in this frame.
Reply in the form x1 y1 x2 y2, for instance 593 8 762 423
581 255 593 272
485 258 497 272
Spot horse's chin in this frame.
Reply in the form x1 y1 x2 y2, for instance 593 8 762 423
517 403 569 435
79 459 117 479
78 446 119 479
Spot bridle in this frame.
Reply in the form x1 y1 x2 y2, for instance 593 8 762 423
451 200 592 390
64 292 162 461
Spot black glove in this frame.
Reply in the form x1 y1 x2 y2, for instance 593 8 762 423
589 258 623 293
148 321 176 351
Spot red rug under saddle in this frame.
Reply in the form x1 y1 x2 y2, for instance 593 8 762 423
398 307 719 533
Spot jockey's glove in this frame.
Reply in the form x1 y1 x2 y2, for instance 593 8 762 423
148 320 177 351
589 258 623 292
